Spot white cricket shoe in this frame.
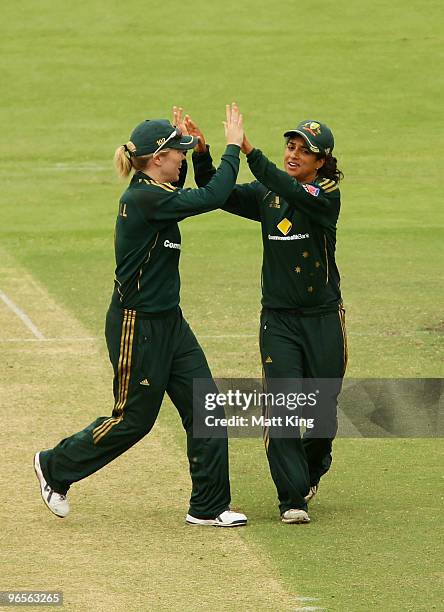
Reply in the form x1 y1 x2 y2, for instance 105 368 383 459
186 509 247 527
304 484 318 503
33 452 69 518
281 509 310 524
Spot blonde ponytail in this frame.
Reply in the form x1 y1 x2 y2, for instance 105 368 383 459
114 140 155 178
114 141 136 178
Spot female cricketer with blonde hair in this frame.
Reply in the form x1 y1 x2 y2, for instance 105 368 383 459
34 105 248 528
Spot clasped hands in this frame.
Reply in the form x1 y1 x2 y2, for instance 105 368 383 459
172 104 253 154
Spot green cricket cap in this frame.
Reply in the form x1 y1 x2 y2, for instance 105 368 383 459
129 119 198 156
284 120 334 155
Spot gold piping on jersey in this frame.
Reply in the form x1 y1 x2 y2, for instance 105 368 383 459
324 234 329 285
114 277 124 301
92 309 136 444
318 178 334 189
318 179 338 193
338 306 348 374
142 178 176 192
318 178 338 193
138 232 159 291
160 181 176 191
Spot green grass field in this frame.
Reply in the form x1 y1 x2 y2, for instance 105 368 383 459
1 1 443 610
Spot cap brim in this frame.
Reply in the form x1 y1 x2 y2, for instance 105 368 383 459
283 130 320 153
170 135 199 151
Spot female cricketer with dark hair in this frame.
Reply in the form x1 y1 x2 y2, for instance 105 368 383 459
33 105 248 528
187 112 347 524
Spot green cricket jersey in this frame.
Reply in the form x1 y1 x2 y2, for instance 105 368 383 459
111 144 240 313
193 147 342 315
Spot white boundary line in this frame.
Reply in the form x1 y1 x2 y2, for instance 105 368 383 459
295 597 325 610
295 598 321 602
0 290 45 340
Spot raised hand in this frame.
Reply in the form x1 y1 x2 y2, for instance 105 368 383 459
172 106 189 135
223 102 244 147
184 115 207 153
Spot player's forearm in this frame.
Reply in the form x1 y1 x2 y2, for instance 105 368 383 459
221 184 262 221
247 148 333 226
154 145 241 220
190 144 241 207
193 146 261 220
192 146 216 187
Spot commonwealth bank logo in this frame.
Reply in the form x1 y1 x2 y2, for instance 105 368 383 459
277 218 292 236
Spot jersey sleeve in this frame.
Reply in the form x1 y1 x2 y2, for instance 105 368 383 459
193 147 262 222
136 144 241 222
246 148 340 228
192 146 216 188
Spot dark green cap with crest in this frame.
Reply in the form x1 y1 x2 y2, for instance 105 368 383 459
284 120 334 155
129 119 198 156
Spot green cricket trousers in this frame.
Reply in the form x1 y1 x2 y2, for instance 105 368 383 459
39 304 230 519
260 306 347 514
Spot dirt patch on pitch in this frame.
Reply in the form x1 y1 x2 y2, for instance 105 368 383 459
0 249 298 611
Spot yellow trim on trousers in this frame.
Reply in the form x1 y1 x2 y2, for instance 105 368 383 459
92 309 136 444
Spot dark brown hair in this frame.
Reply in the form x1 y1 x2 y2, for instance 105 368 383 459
317 152 344 183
